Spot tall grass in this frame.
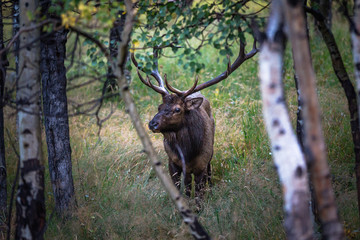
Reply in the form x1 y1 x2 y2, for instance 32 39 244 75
3 12 359 240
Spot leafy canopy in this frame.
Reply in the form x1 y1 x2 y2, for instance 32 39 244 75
133 0 267 73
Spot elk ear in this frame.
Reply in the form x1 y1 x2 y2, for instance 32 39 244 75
185 97 203 110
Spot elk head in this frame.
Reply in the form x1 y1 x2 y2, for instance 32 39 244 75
148 92 203 133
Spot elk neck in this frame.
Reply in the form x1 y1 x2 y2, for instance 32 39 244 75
163 108 205 163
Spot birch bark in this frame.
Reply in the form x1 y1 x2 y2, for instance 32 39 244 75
15 0 46 239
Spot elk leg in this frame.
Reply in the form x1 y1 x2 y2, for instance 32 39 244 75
194 172 206 201
207 162 212 187
169 161 181 189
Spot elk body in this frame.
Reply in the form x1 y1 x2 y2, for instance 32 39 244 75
149 91 215 198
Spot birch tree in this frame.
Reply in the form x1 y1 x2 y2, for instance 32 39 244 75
16 0 46 238
282 0 344 238
258 0 313 238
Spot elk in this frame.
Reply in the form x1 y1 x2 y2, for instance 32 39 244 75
131 42 257 200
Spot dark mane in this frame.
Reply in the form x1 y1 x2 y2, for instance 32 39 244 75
165 109 205 162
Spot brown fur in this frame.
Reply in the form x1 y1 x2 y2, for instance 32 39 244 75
149 92 215 199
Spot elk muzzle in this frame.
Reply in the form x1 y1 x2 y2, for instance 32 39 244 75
149 118 160 133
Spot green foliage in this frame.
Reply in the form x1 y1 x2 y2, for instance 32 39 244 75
133 0 266 73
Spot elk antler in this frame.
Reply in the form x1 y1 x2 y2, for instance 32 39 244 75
192 39 258 93
165 74 199 99
161 38 258 98
131 51 169 96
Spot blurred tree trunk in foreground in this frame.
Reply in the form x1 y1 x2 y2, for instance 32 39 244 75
259 0 313 238
15 0 46 239
282 0 344 239
306 2 360 227
40 0 76 216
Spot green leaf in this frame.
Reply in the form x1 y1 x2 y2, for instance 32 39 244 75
98 61 105 68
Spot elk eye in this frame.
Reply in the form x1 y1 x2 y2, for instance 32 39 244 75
174 108 181 113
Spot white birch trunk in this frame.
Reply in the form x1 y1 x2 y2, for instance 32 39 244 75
15 0 45 239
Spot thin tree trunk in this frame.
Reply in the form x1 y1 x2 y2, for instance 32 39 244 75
15 0 46 239
40 0 76 217
259 1 313 238
282 0 344 239
306 5 360 229
312 0 332 29
0 0 7 233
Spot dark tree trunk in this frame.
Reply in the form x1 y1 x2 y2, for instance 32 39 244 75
312 0 332 29
307 5 360 228
107 1 129 92
40 1 76 216
0 0 7 233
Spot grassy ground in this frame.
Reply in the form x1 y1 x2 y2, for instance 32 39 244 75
3 13 360 240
